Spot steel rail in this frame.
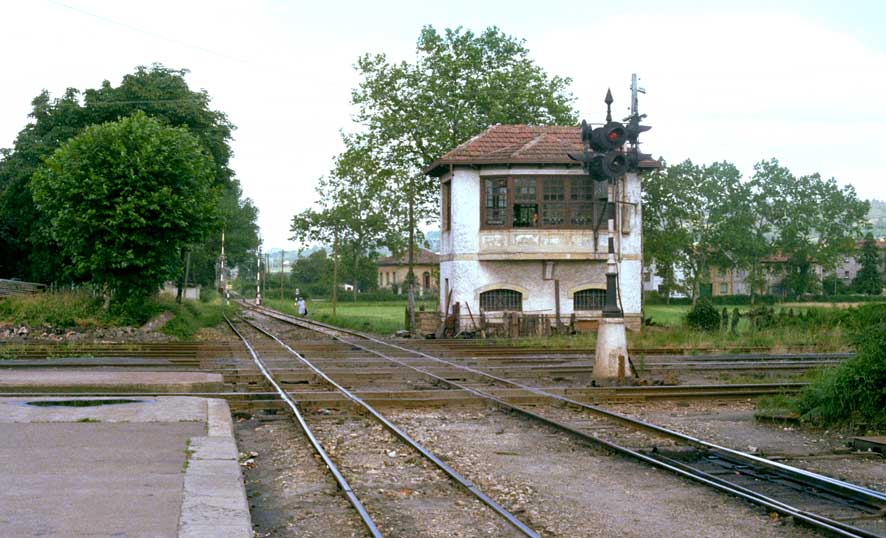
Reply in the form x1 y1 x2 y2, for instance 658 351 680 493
269 308 884 505
237 315 542 538
224 316 383 538
245 304 885 537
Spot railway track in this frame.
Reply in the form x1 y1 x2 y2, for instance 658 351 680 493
242 302 885 538
225 314 541 537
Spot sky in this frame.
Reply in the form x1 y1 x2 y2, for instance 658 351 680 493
2 0 885 250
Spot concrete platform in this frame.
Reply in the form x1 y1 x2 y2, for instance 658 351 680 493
0 396 251 538
0 369 224 393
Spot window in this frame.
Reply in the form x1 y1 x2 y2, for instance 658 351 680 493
480 289 522 311
513 177 537 227
574 289 606 310
480 176 610 230
423 272 430 289
643 271 651 283
541 178 565 225
484 178 507 226
442 181 452 231
719 282 728 294
569 177 607 226
717 267 726 278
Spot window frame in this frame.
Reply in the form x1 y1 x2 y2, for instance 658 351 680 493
479 175 608 231
479 288 524 312
573 288 607 311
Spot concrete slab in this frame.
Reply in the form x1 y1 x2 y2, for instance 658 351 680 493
0 397 252 538
0 395 207 423
0 369 224 393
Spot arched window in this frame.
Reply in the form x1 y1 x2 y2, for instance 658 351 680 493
574 289 606 311
480 289 522 312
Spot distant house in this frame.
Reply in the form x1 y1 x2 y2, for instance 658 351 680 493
377 248 439 295
834 239 886 285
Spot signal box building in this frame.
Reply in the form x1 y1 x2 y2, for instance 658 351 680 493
426 125 643 331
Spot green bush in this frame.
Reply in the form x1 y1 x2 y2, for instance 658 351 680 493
797 321 886 429
685 299 721 331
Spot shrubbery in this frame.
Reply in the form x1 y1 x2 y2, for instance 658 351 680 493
685 299 721 331
796 317 886 429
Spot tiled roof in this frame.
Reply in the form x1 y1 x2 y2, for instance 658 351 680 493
378 247 439 266
425 125 583 176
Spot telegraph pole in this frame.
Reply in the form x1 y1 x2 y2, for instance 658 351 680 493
218 228 227 300
256 247 262 306
280 249 285 300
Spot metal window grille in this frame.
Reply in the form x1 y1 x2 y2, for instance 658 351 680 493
484 178 507 225
574 289 606 311
479 289 523 312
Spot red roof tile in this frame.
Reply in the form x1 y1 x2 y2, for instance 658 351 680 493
425 125 583 176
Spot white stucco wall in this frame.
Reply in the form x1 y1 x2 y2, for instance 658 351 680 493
439 166 643 325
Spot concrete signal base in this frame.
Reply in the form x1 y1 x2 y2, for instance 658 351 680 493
593 317 633 384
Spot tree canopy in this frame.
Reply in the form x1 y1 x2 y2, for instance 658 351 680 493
351 25 577 224
0 64 258 285
643 158 871 300
31 112 217 307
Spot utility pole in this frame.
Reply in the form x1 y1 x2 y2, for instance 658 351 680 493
280 249 285 300
256 247 262 305
218 228 226 300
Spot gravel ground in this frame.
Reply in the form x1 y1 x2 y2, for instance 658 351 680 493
605 400 886 492
383 406 820 538
235 415 367 537
236 407 526 538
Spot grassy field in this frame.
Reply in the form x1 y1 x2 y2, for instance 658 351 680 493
256 299 867 352
263 298 436 335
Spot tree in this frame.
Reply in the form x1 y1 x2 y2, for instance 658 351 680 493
750 159 869 295
290 137 404 313
853 233 882 295
0 64 257 285
350 25 577 330
290 249 334 298
30 112 217 310
642 160 749 303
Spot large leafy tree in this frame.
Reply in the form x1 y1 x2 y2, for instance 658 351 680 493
31 112 217 309
642 160 749 302
351 25 577 328
0 64 257 283
853 233 883 295
750 159 869 295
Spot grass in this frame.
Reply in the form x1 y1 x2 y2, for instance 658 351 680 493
161 295 235 340
0 291 115 328
263 298 436 335
0 290 232 341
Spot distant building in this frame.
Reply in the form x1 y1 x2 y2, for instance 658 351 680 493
376 248 439 295
834 239 886 285
426 125 643 330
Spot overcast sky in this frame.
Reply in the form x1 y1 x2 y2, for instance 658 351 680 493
2 0 885 250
